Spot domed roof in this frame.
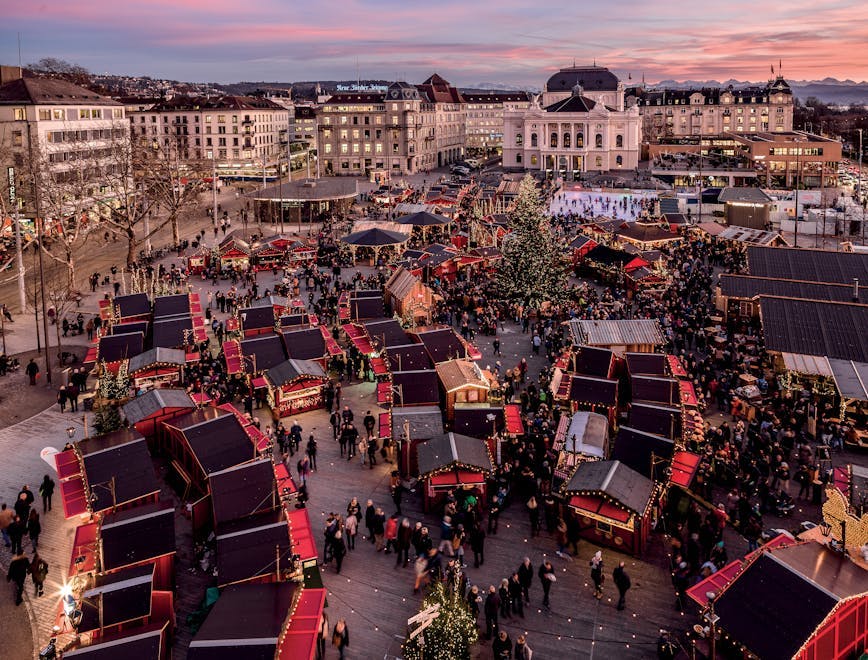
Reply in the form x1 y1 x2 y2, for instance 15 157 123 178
546 66 620 92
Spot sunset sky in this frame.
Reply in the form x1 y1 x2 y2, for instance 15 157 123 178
3 0 868 85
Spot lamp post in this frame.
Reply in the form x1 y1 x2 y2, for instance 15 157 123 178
703 591 720 660
857 128 864 244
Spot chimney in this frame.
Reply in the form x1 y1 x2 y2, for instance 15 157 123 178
0 65 24 85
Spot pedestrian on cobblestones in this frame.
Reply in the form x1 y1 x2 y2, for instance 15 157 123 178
30 552 48 597
0 503 13 547
613 561 631 611
7 552 29 606
27 510 41 550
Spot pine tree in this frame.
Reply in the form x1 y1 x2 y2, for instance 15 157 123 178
496 175 567 309
402 580 478 660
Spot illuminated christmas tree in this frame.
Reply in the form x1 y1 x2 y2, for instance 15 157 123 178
403 572 478 660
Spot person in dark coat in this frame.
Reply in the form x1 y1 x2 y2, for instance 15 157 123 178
332 531 347 574
517 557 533 604
613 561 631 610
27 510 40 550
7 552 30 605
29 552 48 597
508 572 524 617
8 515 25 555
538 559 555 608
469 524 486 567
492 630 513 659
590 551 604 600
364 499 376 543
484 585 500 640
39 475 55 514
395 518 413 567
498 579 512 620
331 618 349 659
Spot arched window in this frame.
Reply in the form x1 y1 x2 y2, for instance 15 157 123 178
515 133 523 146
595 133 603 148
550 132 558 148
563 133 571 148
576 132 584 148
616 134 623 148
530 133 538 148
616 155 623 166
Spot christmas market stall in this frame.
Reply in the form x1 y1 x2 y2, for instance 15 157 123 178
96 332 145 374
280 327 331 362
708 541 868 660
210 457 276 528
611 426 675 481
828 358 868 437
216 510 292 587
631 375 681 406
217 233 251 270
239 305 278 339
55 428 160 519
391 406 446 476
251 235 293 271
240 334 289 373
384 343 433 372
61 625 170 660
551 411 610 491
187 245 212 274
416 432 494 512
122 388 195 449
384 266 437 324
264 358 329 418
128 348 186 394
434 359 492 423
627 402 682 441
567 319 664 356
362 318 412 352
554 373 619 426
561 459 656 556
408 325 481 363
111 293 152 324
341 225 410 266
389 369 441 407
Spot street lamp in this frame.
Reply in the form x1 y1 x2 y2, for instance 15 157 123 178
703 591 720 660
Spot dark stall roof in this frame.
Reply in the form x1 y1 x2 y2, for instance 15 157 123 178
385 343 433 371
216 510 290 586
188 582 297 660
583 244 636 267
625 352 667 376
417 432 493 476
719 274 868 304
563 460 654 516
363 318 410 347
631 375 680 405
718 187 773 204
714 543 868 660
747 246 868 284
280 327 326 360
567 375 618 407
391 405 444 441
349 297 385 320
574 346 615 378
152 294 190 319
114 293 151 318
80 433 159 511
98 332 145 363
412 327 466 363
110 321 149 337
100 502 176 571
250 295 290 309
62 628 163 659
77 427 144 456
828 358 868 401
152 317 193 349
629 402 682 439
241 334 288 371
239 305 276 330
79 564 154 632
165 410 254 475
210 458 275 525
611 426 675 478
348 289 383 299
452 406 504 439
392 370 440 406
264 358 327 388
128 347 186 375
279 312 312 328
759 296 868 362
123 388 194 425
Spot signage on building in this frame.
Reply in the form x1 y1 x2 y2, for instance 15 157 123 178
336 84 388 92
7 167 15 204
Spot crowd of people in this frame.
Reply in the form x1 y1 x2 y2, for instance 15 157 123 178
3 478 54 606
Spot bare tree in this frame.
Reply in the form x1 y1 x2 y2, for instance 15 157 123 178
26 58 91 86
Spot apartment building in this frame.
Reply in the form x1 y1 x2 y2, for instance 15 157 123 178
129 95 290 179
318 75 466 177
631 76 794 143
463 91 532 155
0 69 129 220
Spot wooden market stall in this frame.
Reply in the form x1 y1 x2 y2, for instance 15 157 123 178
61 624 170 660
127 347 186 394
562 459 656 556
384 266 437 324
264 358 329 418
122 388 195 443
217 233 251 270
416 432 494 512
567 319 664 356
434 358 492 423
215 509 291 587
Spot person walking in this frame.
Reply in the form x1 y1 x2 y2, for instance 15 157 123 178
517 557 533 605
613 561 631 611
469 524 486 568
27 510 41 550
306 435 318 471
509 571 524 618
484 585 500 640
39 474 55 514
343 511 357 551
7 552 30 606
492 630 513 659
26 358 39 386
30 552 48 597
538 559 556 608
590 551 604 600
332 531 346 574
331 618 349 660
0 503 13 547
8 515 25 555
395 518 412 567
316 612 329 660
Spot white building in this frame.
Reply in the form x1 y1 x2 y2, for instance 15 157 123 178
129 95 290 180
502 66 641 177
463 91 532 155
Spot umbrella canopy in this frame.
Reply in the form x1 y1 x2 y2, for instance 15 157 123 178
396 211 452 227
341 227 410 246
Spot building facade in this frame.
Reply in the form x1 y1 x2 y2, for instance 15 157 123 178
129 96 290 179
502 66 641 177
0 70 129 221
729 130 841 188
631 76 794 143
463 91 532 155
318 75 466 177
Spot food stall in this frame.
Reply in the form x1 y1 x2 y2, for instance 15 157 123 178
416 432 494 512
128 347 186 393
264 358 329 419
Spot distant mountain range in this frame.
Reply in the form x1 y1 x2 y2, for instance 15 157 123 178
649 78 868 104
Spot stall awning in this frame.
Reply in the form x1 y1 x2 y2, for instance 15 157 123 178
320 326 343 356
274 462 298 498
568 494 631 524
504 404 524 435
459 255 484 266
277 587 326 660
371 356 389 376
190 392 211 405
225 317 239 332
344 323 374 354
679 381 699 407
666 354 688 378
55 449 82 481
781 352 833 377
670 451 701 488
377 381 392 405
69 522 99 576
223 340 243 375
286 507 318 562
252 376 268 389
378 412 392 440
687 559 743 605
429 470 487 487
60 476 88 519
